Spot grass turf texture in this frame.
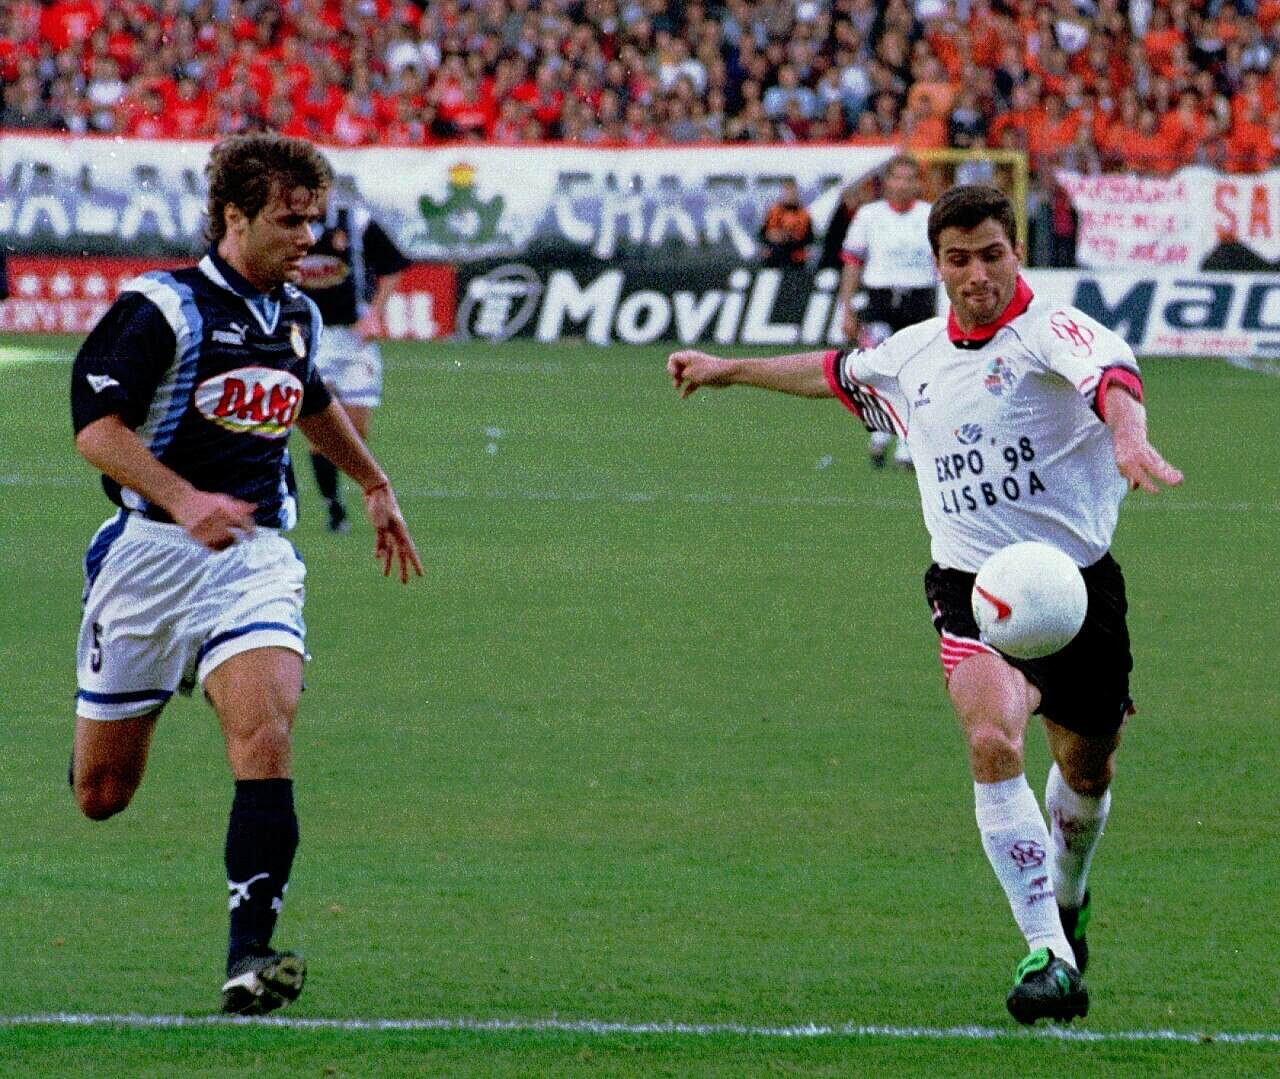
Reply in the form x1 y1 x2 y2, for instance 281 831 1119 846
2 334 1276 1076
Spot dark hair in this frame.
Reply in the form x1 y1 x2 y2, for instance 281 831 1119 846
883 153 921 179
926 184 1017 255
204 133 333 243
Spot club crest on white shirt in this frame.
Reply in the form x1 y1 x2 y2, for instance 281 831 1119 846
1049 310 1096 357
984 356 1017 397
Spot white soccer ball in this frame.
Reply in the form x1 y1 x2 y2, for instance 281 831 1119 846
971 542 1088 659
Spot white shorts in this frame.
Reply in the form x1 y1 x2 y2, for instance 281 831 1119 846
76 512 307 721
314 325 382 408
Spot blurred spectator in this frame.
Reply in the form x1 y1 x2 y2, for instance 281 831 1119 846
1049 180 1079 267
1058 125 1104 175
759 178 814 267
1123 108 1181 174
948 88 987 148
763 64 816 120
85 57 127 132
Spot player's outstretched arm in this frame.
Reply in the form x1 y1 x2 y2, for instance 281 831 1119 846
298 404 423 583
75 415 256 550
666 350 833 399
1103 386 1184 493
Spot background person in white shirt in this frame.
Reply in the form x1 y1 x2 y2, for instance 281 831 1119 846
837 154 937 469
666 184 1182 1026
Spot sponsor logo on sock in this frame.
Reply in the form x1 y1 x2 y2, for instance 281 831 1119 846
1025 873 1055 905
1052 807 1089 847
228 872 270 910
1009 840 1046 871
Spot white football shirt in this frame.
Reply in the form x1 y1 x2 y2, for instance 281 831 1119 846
824 278 1142 571
841 199 937 289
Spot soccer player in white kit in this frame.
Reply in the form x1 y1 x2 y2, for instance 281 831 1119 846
836 155 937 470
666 185 1183 1025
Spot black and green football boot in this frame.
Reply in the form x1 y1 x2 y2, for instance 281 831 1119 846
1006 947 1088 1025
1058 890 1092 973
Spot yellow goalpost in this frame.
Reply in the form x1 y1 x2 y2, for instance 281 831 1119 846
912 148 1030 251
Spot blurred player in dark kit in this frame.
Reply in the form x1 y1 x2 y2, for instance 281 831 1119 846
299 183 411 532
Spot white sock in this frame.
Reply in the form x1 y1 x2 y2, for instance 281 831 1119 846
974 776 1074 960
869 431 893 454
892 439 912 464
1044 763 1111 910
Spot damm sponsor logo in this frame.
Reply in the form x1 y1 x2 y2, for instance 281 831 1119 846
195 367 304 438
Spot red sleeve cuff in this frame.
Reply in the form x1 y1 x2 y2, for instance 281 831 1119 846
1094 366 1144 422
823 349 865 420
840 250 865 265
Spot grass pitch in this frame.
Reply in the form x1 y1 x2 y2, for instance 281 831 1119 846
1 334 1276 1077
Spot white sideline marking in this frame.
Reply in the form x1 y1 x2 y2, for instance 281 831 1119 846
2 1013 1278 1044
0 471 1275 516
396 485 1276 516
1222 355 1280 379
0 348 68 369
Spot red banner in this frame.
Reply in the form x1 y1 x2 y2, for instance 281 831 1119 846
0 256 183 334
381 263 456 340
1 256 456 340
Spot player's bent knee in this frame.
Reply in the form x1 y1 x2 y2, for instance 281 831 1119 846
966 722 1024 774
226 717 293 777
74 775 136 820
1059 761 1114 798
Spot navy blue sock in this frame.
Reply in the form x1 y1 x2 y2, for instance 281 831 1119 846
310 451 341 503
224 778 298 974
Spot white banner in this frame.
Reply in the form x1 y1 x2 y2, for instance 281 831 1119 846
0 135 898 262
1020 269 1280 358
1059 166 1280 272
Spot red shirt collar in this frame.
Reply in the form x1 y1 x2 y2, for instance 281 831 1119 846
947 276 1035 346
886 199 916 213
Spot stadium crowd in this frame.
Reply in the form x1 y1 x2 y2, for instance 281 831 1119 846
2 0 1279 176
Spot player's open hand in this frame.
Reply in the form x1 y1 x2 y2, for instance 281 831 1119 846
667 350 737 398
172 490 257 550
363 482 424 583
1113 433 1184 494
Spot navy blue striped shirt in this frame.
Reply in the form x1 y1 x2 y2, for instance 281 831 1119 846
71 250 331 529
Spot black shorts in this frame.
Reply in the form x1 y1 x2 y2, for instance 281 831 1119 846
863 286 937 331
924 553 1134 737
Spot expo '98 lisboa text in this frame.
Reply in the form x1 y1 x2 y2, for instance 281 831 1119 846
935 436 1046 516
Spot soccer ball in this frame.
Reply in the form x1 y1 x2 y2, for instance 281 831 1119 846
971 542 1088 659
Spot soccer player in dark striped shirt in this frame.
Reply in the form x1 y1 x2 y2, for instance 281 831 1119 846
69 134 423 1015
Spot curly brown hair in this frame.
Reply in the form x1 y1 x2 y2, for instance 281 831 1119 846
926 184 1018 255
204 133 333 243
